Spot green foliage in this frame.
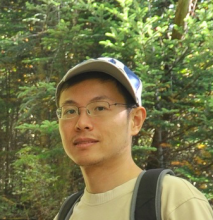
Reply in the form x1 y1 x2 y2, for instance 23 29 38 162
17 120 58 135
12 146 60 219
17 82 56 121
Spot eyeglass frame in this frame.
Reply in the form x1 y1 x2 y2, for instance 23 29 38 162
56 101 137 120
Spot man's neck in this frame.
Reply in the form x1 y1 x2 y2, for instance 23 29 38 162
80 158 142 194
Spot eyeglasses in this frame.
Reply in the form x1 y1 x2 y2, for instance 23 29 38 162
56 101 136 120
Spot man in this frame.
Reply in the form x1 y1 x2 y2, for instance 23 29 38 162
55 57 213 220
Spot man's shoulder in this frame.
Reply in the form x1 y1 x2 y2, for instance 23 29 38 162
161 175 213 220
162 174 208 201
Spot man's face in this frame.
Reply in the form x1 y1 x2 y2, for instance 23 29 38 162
58 78 140 168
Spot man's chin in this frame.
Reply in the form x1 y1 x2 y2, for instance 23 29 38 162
77 159 105 168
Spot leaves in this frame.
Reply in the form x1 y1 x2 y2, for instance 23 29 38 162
16 120 58 134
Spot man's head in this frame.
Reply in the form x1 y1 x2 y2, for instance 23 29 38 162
56 57 142 108
56 57 146 167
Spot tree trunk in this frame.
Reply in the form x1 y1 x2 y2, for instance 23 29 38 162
172 0 198 39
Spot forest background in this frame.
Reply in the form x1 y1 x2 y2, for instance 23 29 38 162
0 0 213 219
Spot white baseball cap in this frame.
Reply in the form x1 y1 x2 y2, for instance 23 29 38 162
56 57 142 106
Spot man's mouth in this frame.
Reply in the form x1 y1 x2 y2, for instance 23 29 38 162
73 138 99 147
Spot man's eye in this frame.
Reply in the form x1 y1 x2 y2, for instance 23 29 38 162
96 106 106 111
63 108 77 115
94 106 108 112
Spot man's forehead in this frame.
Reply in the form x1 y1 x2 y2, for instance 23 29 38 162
59 81 123 107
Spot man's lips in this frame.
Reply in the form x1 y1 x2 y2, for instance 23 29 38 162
73 138 99 147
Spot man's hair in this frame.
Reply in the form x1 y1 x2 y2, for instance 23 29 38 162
57 71 137 107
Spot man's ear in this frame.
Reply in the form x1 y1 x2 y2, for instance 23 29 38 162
130 107 146 136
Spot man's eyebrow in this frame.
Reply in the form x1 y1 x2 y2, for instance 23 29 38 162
60 96 112 106
90 96 112 102
60 100 77 106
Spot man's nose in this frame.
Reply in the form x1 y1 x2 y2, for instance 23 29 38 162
74 108 93 131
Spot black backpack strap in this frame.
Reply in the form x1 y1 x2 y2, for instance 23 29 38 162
130 168 174 220
57 190 83 220
155 169 174 220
